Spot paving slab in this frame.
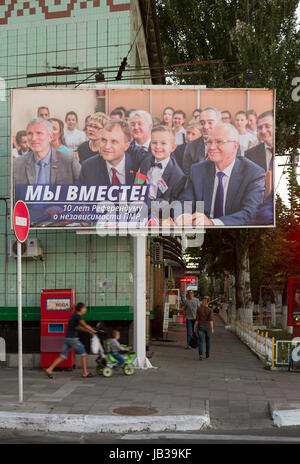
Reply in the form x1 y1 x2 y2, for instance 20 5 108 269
0 316 296 432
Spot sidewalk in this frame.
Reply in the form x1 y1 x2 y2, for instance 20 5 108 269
1 316 300 432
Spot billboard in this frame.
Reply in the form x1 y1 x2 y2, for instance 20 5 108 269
11 86 275 233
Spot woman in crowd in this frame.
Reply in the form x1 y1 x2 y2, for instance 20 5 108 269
234 111 254 156
64 111 88 151
192 108 202 121
246 109 259 145
77 112 110 164
173 109 186 146
161 106 175 128
83 115 91 136
50 118 71 154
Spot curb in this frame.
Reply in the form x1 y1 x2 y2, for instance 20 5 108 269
269 401 300 427
0 409 210 434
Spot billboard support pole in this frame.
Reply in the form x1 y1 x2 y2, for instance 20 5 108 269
17 240 23 403
133 235 153 369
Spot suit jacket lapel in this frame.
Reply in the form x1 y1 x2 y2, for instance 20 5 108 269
225 158 240 215
50 148 58 184
261 144 268 171
125 153 136 184
157 158 172 199
99 157 110 185
25 152 37 184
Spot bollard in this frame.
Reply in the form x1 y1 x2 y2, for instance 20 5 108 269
265 332 268 358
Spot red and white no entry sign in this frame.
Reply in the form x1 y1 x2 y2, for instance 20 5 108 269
13 201 30 243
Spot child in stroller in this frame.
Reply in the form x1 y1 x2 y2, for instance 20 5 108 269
95 327 136 377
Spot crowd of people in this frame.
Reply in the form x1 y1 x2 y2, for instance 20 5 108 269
13 102 274 226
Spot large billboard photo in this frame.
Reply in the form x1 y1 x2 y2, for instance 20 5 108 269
11 86 275 232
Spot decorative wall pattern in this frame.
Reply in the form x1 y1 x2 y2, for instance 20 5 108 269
0 0 130 25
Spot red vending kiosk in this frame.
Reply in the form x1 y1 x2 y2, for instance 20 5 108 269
41 289 76 368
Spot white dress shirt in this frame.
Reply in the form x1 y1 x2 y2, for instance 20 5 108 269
146 157 170 199
64 128 88 151
238 132 254 156
174 127 186 146
106 156 126 184
210 159 236 226
247 128 258 146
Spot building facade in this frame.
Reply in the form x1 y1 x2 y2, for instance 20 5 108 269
0 0 168 352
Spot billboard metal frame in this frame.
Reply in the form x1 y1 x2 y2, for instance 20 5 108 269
10 85 276 233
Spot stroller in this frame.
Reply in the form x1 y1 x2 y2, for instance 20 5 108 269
93 323 136 377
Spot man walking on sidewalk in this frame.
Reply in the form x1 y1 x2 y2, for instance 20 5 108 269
194 296 214 360
183 290 201 349
46 302 97 379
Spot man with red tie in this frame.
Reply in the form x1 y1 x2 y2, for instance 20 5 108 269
78 120 146 186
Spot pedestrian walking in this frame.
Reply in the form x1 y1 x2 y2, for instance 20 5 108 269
183 290 201 349
45 302 97 379
194 296 214 360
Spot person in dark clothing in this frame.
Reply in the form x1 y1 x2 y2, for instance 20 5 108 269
77 112 110 164
194 296 214 360
172 120 202 170
45 302 97 379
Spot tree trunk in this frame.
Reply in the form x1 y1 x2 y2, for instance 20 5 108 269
235 232 252 313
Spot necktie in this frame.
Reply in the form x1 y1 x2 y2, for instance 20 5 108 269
151 161 162 169
111 167 120 185
37 160 48 184
213 172 225 218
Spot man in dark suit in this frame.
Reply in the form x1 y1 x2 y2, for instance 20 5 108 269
182 107 221 176
172 120 202 170
177 123 266 227
245 110 274 172
78 120 144 186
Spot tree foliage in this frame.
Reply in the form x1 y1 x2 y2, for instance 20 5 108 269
156 0 300 301
156 0 300 155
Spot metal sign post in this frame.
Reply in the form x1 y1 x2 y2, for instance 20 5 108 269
17 240 23 403
13 201 30 403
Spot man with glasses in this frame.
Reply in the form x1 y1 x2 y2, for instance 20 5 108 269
77 112 110 164
177 123 265 226
182 107 221 176
221 110 232 124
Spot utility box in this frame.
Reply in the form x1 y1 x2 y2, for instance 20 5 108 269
10 238 43 259
40 289 75 368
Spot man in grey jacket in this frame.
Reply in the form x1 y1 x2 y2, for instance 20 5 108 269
183 290 201 349
14 118 81 185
